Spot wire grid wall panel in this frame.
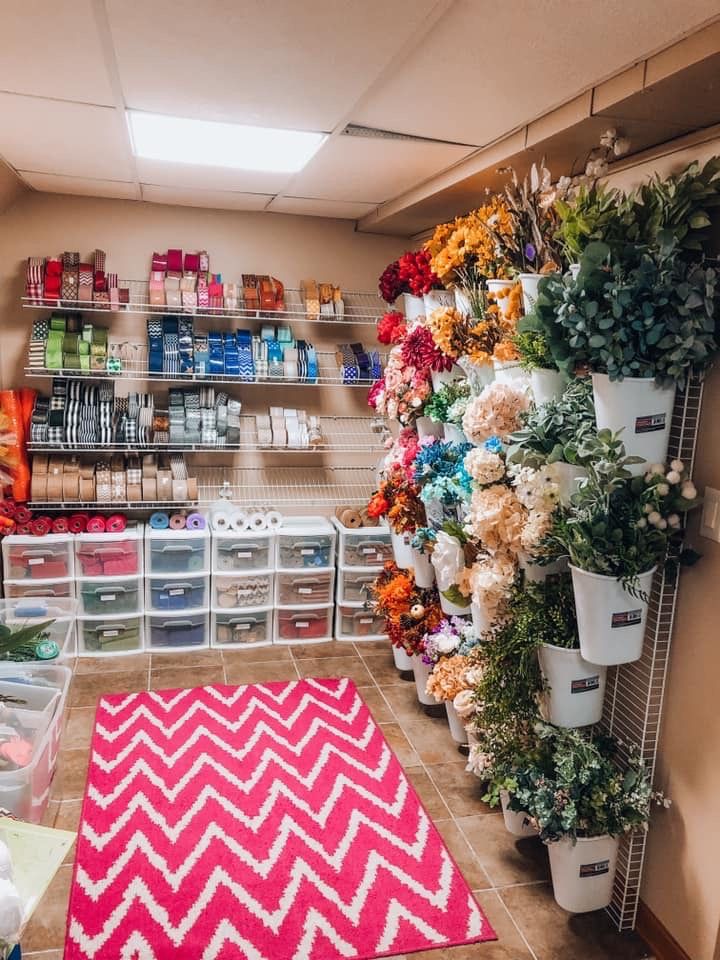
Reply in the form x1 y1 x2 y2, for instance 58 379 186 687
196 466 377 506
22 285 386 325
601 377 704 931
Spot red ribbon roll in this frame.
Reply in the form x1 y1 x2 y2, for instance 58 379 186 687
14 506 32 524
105 514 127 533
30 516 52 537
0 500 17 518
15 523 31 536
86 516 107 534
52 517 69 534
167 249 183 272
68 513 88 534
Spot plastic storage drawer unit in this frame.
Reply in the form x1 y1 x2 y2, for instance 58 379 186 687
275 605 333 643
147 611 208 650
337 567 379 604
79 614 144 655
75 530 142 578
277 518 335 570
148 575 208 612
336 602 387 641
0 598 77 662
213 532 275 572
213 572 274 609
276 570 334 606
333 519 392 568
0 663 72 822
79 577 142 616
211 608 272 647
147 530 209 575
3 535 74 580
3 579 74 601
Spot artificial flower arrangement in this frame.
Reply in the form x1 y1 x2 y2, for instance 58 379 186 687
507 377 595 468
423 379 471 426
366 465 426 534
412 437 474 507
376 310 407 345
371 561 443 656
401 324 453 374
425 301 516 367
378 427 421 481
422 615 479 665
462 381 531 445
367 345 432 425
425 653 477 703
499 161 568 274
378 250 441 303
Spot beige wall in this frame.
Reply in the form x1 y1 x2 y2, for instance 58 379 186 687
605 138 720 960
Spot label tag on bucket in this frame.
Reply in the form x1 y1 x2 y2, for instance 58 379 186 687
611 610 642 628
579 860 610 878
571 676 600 694
635 413 666 434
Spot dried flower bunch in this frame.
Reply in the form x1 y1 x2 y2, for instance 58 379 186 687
371 561 443 656
367 466 426 534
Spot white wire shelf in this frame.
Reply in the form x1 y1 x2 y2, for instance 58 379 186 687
28 416 390 454
22 285 385 325
23 349 384 388
28 466 376 510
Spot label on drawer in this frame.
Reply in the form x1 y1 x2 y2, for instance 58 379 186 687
296 621 309 628
237 623 251 631
101 629 119 638
298 587 313 595
28 558 45 566
360 617 373 625
99 594 116 602
361 547 376 554
300 548 316 556
236 551 252 558
168 588 185 596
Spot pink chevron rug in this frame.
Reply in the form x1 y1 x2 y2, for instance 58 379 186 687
65 677 495 959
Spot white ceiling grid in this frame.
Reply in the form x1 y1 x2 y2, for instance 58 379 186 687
0 0 718 221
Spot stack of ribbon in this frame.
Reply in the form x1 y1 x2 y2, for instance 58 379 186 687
336 342 382 385
254 407 322 449
0 498 129 538
42 314 108 372
148 511 206 531
209 505 283 533
300 280 344 320
25 251 127 308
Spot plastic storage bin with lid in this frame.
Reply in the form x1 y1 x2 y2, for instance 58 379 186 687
78 614 144 655
276 517 335 570
147 611 209 650
2 534 74 580
213 572 274 610
0 598 77 662
212 530 275 573
275 605 333 644
78 577 142 616
0 662 72 822
147 575 208 612
332 518 392 568
146 528 209 575
276 569 334 606
335 602 387 642
75 527 143 578
211 608 272 648
337 568 379 604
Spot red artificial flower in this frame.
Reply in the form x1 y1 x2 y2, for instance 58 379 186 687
401 326 453 373
397 250 440 297
377 310 407 345
367 492 390 518
367 377 385 410
378 260 407 303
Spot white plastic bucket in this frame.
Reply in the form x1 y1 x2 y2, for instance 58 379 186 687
424 289 455 313
390 529 414 570
431 364 464 392
415 416 444 440
412 655 436 706
492 358 527 385
411 547 435 588
486 278 513 319
443 423 466 444
531 368 567 406
400 293 425 321
591 373 676 475
519 273 542 314
445 701 469 745
500 790 538 838
570 565 655 665
392 644 414 673
439 593 471 617
471 601 491 637
548 461 588 506
538 643 607 728
520 555 568 582
458 356 494 393
547 835 620 913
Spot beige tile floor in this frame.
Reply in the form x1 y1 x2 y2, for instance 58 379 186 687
26 641 654 960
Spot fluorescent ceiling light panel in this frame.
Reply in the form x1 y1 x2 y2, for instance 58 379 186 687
127 111 326 173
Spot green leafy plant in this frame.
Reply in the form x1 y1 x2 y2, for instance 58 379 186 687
423 380 470 424
542 433 699 581
507 377 595 467
554 182 626 263
513 329 555 371
509 722 664 842
0 620 56 661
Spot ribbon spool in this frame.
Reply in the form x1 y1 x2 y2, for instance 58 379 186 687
210 510 231 533
169 513 187 530
68 513 88 534
106 514 127 533
51 517 69 534
248 512 266 531
228 510 248 532
335 505 362 529
15 523 31 536
265 510 283 530
86 516 106 533
186 513 206 531
30 516 52 537
149 511 170 530
0 501 17 519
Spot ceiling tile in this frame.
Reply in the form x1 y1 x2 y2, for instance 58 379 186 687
286 136 475 203
136 157 290 194
0 1 115 105
0 94 134 179
267 197 376 219
353 0 720 144
20 172 139 200
141 184 273 211
106 0 438 130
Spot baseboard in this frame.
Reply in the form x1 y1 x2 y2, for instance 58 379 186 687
636 901 692 960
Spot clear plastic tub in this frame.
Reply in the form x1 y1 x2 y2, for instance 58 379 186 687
332 518 392 568
147 575 209 612
0 597 77 662
276 518 335 570
3 535 74 580
0 662 72 822
75 528 143 578
275 605 333 644
78 577 142 616
146 529 210 575
276 570 335 606
213 572 274 610
78 614 144 655
211 608 272 648
335 601 387 641
212 531 275 572
336 567 379 604
147 610 209 650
